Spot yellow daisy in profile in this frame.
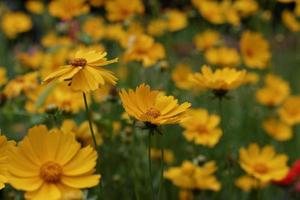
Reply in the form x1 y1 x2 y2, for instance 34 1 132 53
119 84 191 126
8 125 100 200
263 118 293 141
0 135 15 190
43 50 118 93
180 108 222 147
189 65 246 97
235 175 266 192
239 143 289 182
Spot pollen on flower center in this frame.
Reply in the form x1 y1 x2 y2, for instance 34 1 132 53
254 163 269 174
145 107 161 118
69 58 87 67
40 161 63 183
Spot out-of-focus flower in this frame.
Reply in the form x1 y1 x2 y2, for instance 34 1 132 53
147 19 167 36
41 32 72 48
104 24 127 42
25 1 44 14
263 118 293 141
172 64 194 90
0 67 7 86
233 0 259 17
240 31 271 69
105 0 144 22
48 0 90 20
239 143 289 182
119 84 191 126
164 160 221 191
123 34 165 67
243 72 259 85
61 120 103 146
165 9 188 32
1 12 32 39
83 16 105 41
193 30 221 51
235 175 266 192
282 10 300 32
17 49 44 69
150 148 174 164
204 47 240 67
278 96 300 125
192 0 225 24
180 109 222 147
256 74 290 107
0 135 15 189
43 50 118 93
8 125 100 199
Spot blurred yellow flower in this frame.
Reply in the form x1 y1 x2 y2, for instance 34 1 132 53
164 160 221 191
119 84 191 126
180 109 222 147
233 0 259 17
25 0 44 14
0 67 7 86
243 72 259 85
147 19 167 36
172 64 194 90
263 118 293 141
0 135 15 189
104 24 127 42
256 74 290 107
204 46 240 67
48 0 90 20
282 10 300 32
165 9 188 32
8 125 100 199
43 50 118 93
61 120 103 146
239 143 289 182
83 17 105 41
240 31 271 69
278 96 300 125
150 148 174 164
41 32 72 48
235 175 266 192
1 12 32 39
192 0 225 24
193 30 221 51
17 50 44 69
105 0 144 22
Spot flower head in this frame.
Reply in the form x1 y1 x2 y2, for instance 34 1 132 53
119 84 191 126
43 50 118 93
8 125 100 199
278 95 300 125
263 118 293 141
0 135 15 189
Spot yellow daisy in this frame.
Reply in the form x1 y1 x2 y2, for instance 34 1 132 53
0 135 15 190
43 50 118 93
8 125 100 200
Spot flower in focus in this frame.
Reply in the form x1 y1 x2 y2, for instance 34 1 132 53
1 12 32 39
235 175 266 192
0 135 15 189
172 64 194 90
193 30 221 51
43 50 118 93
61 120 103 147
8 125 100 199
239 143 289 182
119 84 191 126
25 1 45 14
48 0 90 20
278 95 300 125
256 74 290 107
204 46 240 67
263 118 293 141
240 31 271 69
0 67 7 86
180 109 222 147
150 148 174 164
164 160 221 191
165 9 188 32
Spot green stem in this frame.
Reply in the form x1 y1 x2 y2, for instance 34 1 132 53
82 92 97 149
148 131 154 200
158 134 164 200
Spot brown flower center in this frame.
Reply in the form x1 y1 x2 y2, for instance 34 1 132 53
145 107 161 119
254 163 269 174
69 58 87 67
40 161 63 183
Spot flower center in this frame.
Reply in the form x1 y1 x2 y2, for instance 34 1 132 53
40 161 63 183
69 58 87 67
145 107 161 119
254 163 269 174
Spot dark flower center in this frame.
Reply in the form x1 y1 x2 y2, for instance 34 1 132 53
69 58 87 67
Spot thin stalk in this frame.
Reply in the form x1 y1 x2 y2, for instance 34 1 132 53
158 134 164 200
82 92 97 149
148 131 154 200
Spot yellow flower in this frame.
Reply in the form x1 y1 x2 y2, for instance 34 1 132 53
61 120 103 146
0 67 7 86
83 17 105 41
25 1 44 14
43 50 118 93
192 0 225 24
172 64 194 90
1 12 32 39
263 118 293 141
278 96 300 125
180 109 222 147
243 72 259 85
103 24 127 42
147 19 167 36
0 135 15 189
105 0 144 22
48 0 90 20
165 9 188 32
150 148 174 164
89 0 104 7
123 34 165 67
233 0 259 17
41 32 72 48
239 143 289 182
235 175 266 192
8 125 100 200
164 160 221 191
256 74 290 107
204 47 240 67
193 30 221 51
17 50 44 69
119 84 191 126
282 10 300 32
240 31 271 69
189 65 246 95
